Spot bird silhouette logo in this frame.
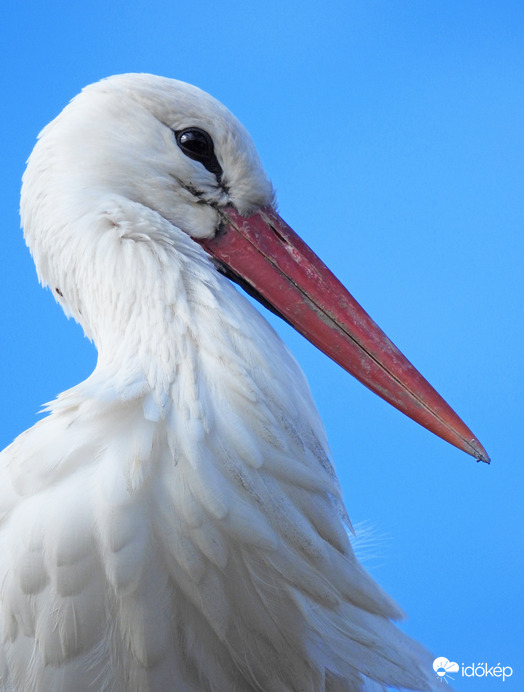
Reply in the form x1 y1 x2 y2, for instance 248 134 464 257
433 657 459 683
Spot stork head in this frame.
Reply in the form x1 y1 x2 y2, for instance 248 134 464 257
22 74 274 243
20 73 489 463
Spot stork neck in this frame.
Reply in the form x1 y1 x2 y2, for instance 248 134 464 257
62 202 218 404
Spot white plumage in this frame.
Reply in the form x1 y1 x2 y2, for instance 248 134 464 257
0 74 443 691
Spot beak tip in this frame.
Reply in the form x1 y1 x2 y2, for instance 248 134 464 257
470 439 491 464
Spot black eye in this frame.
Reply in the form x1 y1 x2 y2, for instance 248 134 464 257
175 127 223 180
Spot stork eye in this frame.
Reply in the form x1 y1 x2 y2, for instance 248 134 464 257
175 127 223 180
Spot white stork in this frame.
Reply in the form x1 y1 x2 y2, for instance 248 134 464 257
0 74 488 692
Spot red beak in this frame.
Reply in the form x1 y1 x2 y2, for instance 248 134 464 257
198 206 489 463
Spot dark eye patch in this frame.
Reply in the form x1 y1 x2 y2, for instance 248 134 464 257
175 128 223 181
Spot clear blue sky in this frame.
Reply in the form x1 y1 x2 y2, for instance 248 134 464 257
1 2 522 689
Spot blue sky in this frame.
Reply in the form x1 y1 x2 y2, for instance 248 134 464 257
1 2 522 689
